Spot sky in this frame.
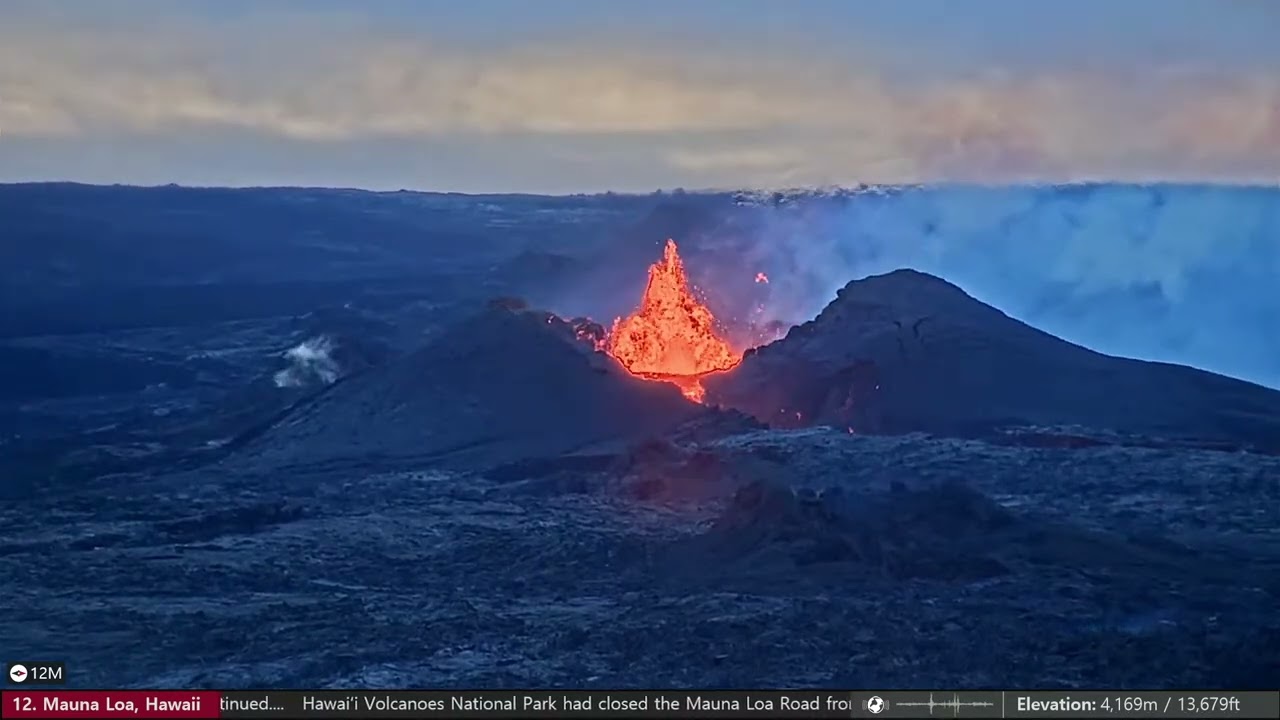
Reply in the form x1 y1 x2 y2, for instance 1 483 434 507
1 0 1278 192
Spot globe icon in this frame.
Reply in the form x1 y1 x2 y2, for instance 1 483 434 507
866 696 886 714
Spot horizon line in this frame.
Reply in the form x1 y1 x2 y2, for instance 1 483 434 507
3 178 1279 198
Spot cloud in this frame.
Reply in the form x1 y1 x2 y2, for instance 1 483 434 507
0 26 820 139
0 10 1277 186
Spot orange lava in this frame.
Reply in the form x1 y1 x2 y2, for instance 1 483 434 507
606 239 741 402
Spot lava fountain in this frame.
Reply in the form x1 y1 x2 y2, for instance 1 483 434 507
606 239 741 402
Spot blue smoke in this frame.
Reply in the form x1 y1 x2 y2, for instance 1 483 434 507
697 184 1280 389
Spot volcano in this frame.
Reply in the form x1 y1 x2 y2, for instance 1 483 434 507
6 184 1280 692
705 269 1280 450
606 239 741 401
226 304 702 473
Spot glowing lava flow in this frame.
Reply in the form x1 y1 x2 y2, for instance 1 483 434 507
606 239 741 402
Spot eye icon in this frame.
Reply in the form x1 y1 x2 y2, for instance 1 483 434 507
9 664 28 683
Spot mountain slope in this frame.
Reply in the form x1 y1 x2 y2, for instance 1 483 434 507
705 269 1280 449
226 305 701 472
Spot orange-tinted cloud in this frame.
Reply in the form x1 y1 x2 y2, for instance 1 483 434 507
0 16 1276 186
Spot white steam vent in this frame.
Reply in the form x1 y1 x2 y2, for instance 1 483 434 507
273 336 342 388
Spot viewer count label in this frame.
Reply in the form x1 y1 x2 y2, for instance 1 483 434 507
5 662 64 685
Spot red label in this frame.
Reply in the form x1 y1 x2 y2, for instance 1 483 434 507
3 691 221 719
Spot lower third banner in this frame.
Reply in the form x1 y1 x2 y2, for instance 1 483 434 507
3 689 1278 719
